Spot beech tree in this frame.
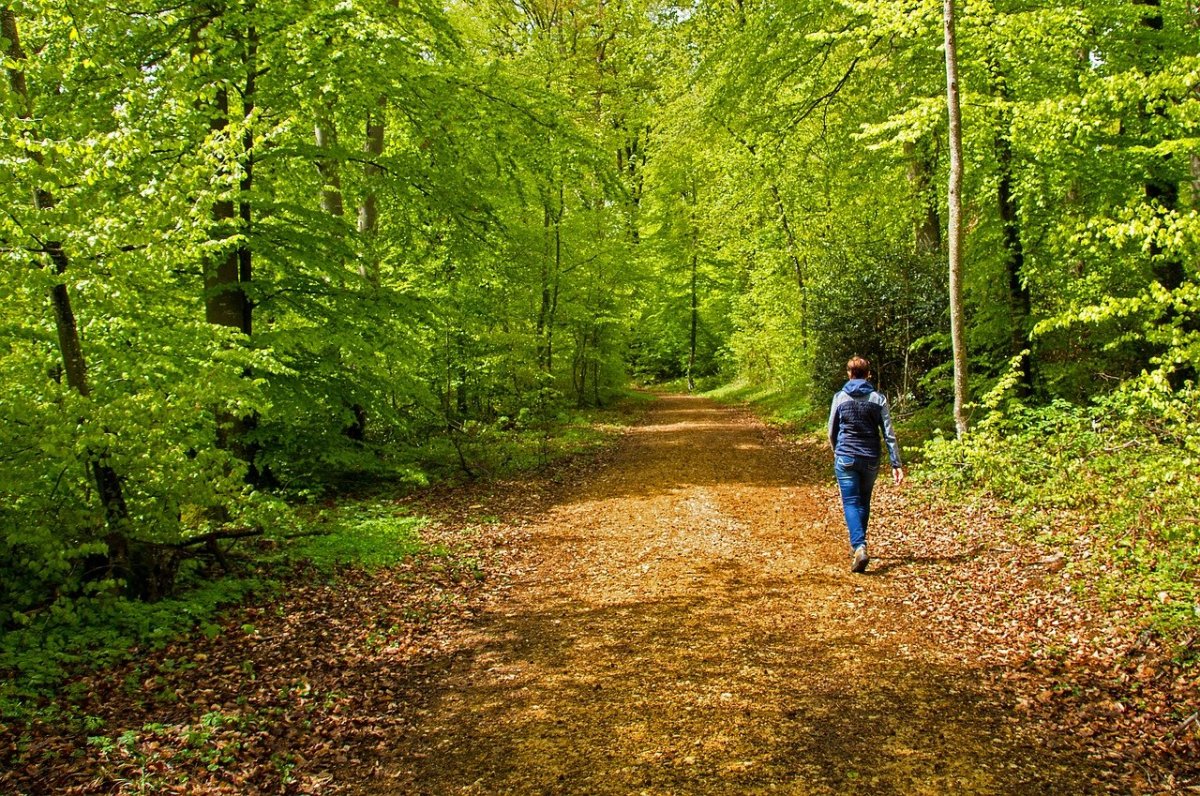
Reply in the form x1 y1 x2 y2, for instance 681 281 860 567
944 0 969 437
1 0 1196 630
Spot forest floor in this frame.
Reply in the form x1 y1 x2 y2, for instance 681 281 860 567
4 393 1197 794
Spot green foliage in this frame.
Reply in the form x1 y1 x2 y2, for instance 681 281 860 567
287 507 426 572
0 576 266 717
85 707 269 789
640 4 1200 653
1 0 646 631
923 377 1200 635
0 392 627 716
3 0 1199 728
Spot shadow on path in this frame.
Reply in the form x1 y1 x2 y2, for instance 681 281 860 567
358 394 1107 795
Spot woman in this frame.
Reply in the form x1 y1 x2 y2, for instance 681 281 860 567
827 356 904 573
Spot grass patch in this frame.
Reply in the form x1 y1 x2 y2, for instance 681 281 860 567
703 379 825 432
287 506 427 571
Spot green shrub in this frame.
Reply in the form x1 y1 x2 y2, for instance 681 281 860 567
0 576 265 717
922 375 1200 635
287 508 426 571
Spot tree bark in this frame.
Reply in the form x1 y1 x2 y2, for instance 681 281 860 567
355 0 403 285
536 185 563 374
768 182 808 340
315 104 372 441
688 251 698 393
314 115 346 217
237 18 256 336
687 181 700 392
1134 0 1193 385
902 138 941 404
944 0 969 437
617 122 648 244
904 140 942 256
357 98 385 286
201 12 267 487
1134 0 1184 289
991 65 1033 395
205 86 250 333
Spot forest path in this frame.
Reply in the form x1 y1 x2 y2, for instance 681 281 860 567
363 394 1100 795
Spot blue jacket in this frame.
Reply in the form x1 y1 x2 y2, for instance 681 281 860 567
828 379 902 468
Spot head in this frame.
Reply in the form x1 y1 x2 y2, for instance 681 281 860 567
846 356 871 380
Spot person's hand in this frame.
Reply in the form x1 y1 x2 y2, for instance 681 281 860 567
893 466 905 486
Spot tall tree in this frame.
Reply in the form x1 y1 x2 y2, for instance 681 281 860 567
944 0 969 437
2 5 131 575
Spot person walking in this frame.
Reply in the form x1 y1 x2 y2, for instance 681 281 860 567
828 356 904 573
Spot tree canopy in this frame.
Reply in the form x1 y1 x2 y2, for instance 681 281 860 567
2 0 1198 643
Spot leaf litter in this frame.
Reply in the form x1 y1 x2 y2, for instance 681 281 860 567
1 394 1195 794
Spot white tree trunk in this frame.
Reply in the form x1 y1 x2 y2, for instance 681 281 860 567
944 0 969 438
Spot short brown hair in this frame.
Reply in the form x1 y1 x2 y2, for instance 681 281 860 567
846 356 871 379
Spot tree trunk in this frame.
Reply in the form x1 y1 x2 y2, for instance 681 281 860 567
618 122 647 244
537 204 552 372
688 250 698 393
1134 0 1193 385
575 329 588 407
202 16 268 488
905 140 942 256
1189 6 1200 208
536 186 563 374
356 0 403 283
1191 153 1200 207
314 115 346 217
991 65 1033 396
768 182 808 340
205 87 250 333
455 331 469 415
550 191 562 372
357 98 385 286
900 139 941 407
238 19 256 336
1135 0 1185 292
314 96 370 441
3 7 130 572
593 352 600 406
944 0 969 437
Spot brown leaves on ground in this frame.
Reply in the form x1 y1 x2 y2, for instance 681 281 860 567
0 556 490 795
1 394 1196 794
871 488 1200 793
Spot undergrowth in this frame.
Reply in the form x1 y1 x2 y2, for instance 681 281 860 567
287 506 427 572
704 379 824 430
922 374 1200 639
0 503 425 719
0 401 638 720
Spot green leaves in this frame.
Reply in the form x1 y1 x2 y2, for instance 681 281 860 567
4 0 1199 721
1 0 656 645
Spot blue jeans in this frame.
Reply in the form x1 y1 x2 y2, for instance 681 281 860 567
834 454 879 550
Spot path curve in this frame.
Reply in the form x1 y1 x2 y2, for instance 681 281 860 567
363 394 1101 794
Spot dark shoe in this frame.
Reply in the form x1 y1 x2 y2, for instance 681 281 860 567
851 544 869 573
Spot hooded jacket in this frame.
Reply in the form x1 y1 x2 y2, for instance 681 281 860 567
827 379 902 468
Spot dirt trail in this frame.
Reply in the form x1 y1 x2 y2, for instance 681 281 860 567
365 395 1102 794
